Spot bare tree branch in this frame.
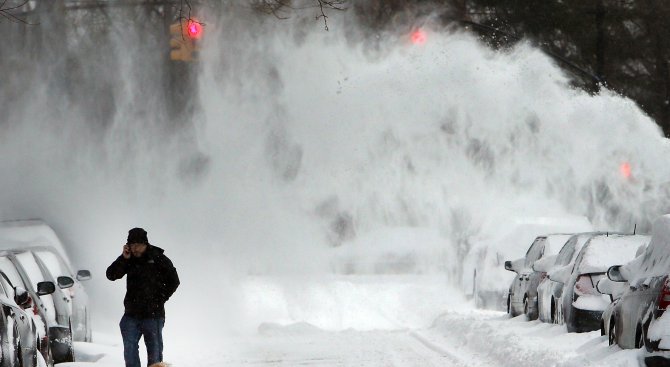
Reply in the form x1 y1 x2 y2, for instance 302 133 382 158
315 0 346 31
0 0 32 24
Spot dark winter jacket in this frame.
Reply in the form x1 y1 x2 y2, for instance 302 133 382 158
106 245 180 318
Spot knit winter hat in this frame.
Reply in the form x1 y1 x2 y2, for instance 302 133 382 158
126 227 149 245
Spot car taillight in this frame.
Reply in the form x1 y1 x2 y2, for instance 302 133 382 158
575 273 605 297
657 276 670 310
32 301 39 316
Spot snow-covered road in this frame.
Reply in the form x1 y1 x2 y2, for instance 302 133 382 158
64 275 649 367
64 310 646 367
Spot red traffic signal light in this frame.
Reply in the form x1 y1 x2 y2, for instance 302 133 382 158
411 29 427 45
170 18 204 62
186 20 203 40
620 162 632 179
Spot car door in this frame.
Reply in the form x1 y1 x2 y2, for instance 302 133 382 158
520 237 546 301
10 252 63 327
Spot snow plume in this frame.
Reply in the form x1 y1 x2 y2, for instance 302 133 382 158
0 5 670 333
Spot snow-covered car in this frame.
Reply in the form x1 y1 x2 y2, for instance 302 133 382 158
548 233 650 333
505 233 573 319
5 250 75 363
596 242 646 345
464 216 592 311
604 215 670 365
0 253 55 366
31 247 91 342
597 277 630 345
0 220 92 342
0 271 40 367
535 232 605 323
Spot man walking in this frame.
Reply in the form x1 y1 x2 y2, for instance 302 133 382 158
107 227 180 367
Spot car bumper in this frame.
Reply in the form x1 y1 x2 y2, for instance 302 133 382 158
569 308 602 333
49 326 73 363
645 355 670 367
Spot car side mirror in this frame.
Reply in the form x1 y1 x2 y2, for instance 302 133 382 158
76 270 92 281
36 281 55 296
504 260 513 271
532 254 558 273
14 287 31 309
57 276 75 289
547 265 571 284
505 258 524 273
607 265 627 282
596 278 614 295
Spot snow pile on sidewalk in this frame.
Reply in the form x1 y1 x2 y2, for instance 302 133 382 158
428 311 644 367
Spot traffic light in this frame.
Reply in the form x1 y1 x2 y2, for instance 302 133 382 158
410 29 427 45
170 19 203 62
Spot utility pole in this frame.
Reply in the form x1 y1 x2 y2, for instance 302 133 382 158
594 0 606 92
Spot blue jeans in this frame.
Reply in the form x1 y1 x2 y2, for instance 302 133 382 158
120 314 165 367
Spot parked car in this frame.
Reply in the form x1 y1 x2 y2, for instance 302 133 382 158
465 215 592 311
30 247 91 342
604 215 670 365
0 271 41 367
505 233 574 319
0 253 55 366
6 250 75 364
598 276 631 345
0 220 92 342
548 233 650 332
597 242 646 345
535 232 607 323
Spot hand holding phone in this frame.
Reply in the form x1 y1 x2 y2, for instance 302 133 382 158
122 245 131 259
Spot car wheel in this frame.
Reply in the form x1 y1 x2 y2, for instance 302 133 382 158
507 295 511 315
642 318 655 352
66 321 75 363
524 296 538 321
523 297 529 319
10 322 20 367
16 341 22 367
551 299 556 324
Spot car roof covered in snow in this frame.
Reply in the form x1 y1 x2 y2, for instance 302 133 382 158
577 234 650 274
472 215 593 257
0 220 71 267
622 215 670 281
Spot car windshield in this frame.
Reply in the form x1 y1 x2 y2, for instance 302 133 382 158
0 275 15 300
34 250 72 278
525 237 546 267
14 252 48 287
0 256 26 290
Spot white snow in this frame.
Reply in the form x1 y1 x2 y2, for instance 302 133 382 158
622 215 670 282
330 227 454 275
0 221 73 269
578 235 650 274
648 311 670 346
572 294 611 311
2 5 670 367
65 277 647 367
